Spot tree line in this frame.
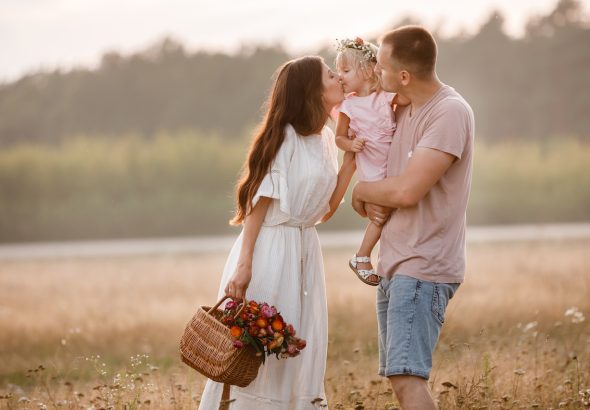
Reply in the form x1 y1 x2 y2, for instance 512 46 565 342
0 0 588 147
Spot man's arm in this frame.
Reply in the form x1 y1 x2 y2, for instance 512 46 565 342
352 147 455 216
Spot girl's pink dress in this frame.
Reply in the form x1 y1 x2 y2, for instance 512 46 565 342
339 91 397 181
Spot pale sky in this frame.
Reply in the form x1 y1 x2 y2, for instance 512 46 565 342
1 0 588 82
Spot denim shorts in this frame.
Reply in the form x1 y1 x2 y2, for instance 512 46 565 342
377 274 459 379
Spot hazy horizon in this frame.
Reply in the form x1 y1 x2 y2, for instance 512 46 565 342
2 0 588 82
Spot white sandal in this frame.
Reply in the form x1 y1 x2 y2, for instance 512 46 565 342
349 255 381 286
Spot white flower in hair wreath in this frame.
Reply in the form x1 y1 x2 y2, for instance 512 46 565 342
336 37 377 62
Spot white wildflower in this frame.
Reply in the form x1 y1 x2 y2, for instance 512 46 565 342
523 321 538 332
565 307 585 323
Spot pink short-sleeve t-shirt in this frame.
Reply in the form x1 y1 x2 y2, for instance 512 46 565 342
377 85 475 283
339 91 397 182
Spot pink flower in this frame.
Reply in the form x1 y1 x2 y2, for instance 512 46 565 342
233 340 244 348
355 37 364 45
260 305 273 318
225 300 236 310
287 344 297 355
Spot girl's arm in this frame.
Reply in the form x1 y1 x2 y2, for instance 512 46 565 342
335 112 365 153
321 150 356 222
225 196 272 300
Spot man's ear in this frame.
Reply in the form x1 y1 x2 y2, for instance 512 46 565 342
400 70 411 86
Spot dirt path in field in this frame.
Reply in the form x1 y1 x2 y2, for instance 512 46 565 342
1 222 589 260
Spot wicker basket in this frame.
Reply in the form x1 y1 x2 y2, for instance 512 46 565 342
180 296 263 388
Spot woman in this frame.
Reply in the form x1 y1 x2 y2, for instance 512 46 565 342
198 56 354 409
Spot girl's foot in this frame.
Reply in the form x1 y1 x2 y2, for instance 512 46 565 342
349 255 381 286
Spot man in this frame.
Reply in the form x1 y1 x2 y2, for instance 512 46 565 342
351 26 474 409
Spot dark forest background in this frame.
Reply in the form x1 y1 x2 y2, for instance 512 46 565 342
0 0 589 242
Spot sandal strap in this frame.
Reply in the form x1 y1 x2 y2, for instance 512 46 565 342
357 269 377 280
351 255 371 266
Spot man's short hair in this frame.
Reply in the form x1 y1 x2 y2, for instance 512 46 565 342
380 26 437 79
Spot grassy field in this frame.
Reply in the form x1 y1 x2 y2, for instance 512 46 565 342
0 239 589 409
1 134 590 242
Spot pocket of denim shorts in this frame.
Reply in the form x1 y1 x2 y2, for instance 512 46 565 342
431 284 450 325
392 275 422 310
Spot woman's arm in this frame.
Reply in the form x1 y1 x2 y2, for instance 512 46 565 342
335 112 365 153
225 196 272 300
321 151 356 222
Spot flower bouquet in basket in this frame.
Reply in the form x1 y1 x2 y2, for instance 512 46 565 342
220 299 306 363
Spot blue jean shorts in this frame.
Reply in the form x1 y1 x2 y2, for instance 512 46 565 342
377 274 459 379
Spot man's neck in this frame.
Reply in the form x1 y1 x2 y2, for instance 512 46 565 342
405 76 444 112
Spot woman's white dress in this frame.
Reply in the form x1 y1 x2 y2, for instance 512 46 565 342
198 124 338 410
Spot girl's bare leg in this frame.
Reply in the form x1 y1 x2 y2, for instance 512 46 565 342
355 221 383 283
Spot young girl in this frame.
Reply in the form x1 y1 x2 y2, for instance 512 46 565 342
335 37 407 286
198 56 355 410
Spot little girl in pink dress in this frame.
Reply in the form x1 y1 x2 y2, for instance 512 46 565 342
335 37 407 286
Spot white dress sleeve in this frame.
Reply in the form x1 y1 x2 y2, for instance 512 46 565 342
251 124 296 225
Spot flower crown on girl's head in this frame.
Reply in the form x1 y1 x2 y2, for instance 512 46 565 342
336 37 377 63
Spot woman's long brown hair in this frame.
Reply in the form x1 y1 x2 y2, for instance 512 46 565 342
230 56 328 225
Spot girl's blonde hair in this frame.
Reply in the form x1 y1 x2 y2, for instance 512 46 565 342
335 38 380 93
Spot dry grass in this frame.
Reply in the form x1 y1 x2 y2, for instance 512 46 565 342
0 240 589 409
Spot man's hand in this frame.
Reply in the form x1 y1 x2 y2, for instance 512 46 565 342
352 183 394 225
365 203 393 226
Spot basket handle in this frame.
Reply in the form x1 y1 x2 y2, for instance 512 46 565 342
208 295 248 319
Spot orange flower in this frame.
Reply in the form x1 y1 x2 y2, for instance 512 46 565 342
256 318 268 328
229 326 243 338
271 318 284 331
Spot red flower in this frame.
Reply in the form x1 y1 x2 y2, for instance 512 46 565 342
355 37 364 45
256 318 268 328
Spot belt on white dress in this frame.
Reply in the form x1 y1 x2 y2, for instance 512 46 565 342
282 222 315 298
